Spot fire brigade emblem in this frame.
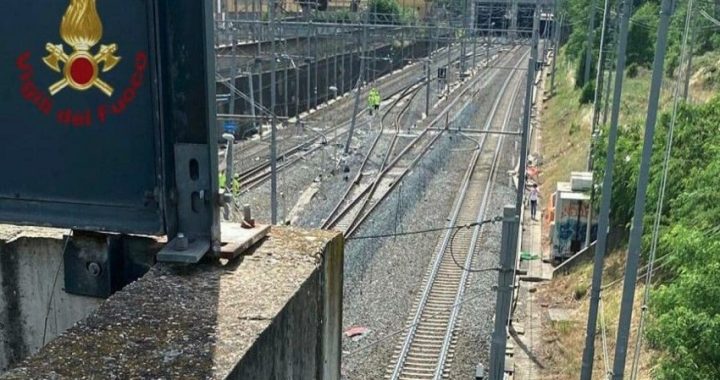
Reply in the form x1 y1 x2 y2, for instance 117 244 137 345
42 0 121 97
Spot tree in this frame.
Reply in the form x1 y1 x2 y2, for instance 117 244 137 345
592 95 720 377
367 0 413 24
645 227 720 379
627 2 659 67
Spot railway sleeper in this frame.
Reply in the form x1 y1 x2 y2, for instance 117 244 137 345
427 287 461 295
397 370 436 379
415 322 452 330
403 357 441 367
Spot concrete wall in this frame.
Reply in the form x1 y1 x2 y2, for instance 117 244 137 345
0 228 102 372
227 234 343 379
217 39 434 128
2 227 344 380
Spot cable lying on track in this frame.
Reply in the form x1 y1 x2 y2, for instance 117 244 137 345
347 216 502 241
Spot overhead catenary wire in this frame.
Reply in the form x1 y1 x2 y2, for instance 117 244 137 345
347 216 502 241
42 231 73 346
600 253 672 291
600 297 612 379
448 217 506 273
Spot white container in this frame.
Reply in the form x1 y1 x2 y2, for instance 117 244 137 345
570 171 593 192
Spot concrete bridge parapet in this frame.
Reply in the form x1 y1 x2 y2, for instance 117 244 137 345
1 226 343 379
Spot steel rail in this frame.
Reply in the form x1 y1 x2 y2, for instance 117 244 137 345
322 46 511 232
229 42 483 191
434 75 525 379
234 79 422 192
387 48 528 380
343 47 526 238
339 46 519 235
320 44 505 229
321 82 424 229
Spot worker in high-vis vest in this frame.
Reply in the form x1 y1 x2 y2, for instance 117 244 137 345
367 88 381 115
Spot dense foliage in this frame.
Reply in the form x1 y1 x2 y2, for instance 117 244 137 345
549 0 720 376
591 96 720 378
561 0 720 88
367 0 417 24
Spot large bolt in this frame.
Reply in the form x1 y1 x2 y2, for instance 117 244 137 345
175 233 189 251
243 204 252 222
242 204 255 228
87 262 102 277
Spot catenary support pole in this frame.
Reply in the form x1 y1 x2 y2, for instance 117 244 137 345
306 16 312 112
248 64 258 133
628 11 690 379
589 0 611 141
683 2 696 101
611 0 674 377
258 67 264 130
314 24 319 107
295 66 300 116
602 0 623 126
486 4 492 67
284 66 289 117
515 4 538 214
447 35 452 96
488 205 519 380
584 0 598 86
229 36 238 115
579 0 633 377
472 6 478 69
345 10 369 155
585 0 612 248
270 0 278 224
425 60 431 116
549 0 557 92
550 14 563 95
510 0 518 41
334 29 339 98
491 12 538 377
460 0 469 75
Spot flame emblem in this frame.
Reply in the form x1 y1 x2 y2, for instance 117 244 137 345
42 0 120 97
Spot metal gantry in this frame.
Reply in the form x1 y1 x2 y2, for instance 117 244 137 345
212 0 543 223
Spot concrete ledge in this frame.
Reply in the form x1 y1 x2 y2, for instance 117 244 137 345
2 227 343 379
0 226 104 372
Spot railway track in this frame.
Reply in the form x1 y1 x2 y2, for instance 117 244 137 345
322 47 526 236
234 80 424 193
230 43 505 193
384 49 527 380
320 81 424 231
227 39 497 158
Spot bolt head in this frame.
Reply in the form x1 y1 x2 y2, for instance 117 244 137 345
87 262 102 277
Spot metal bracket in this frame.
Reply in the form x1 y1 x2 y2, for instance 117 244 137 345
156 234 211 264
64 231 159 298
157 144 214 263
